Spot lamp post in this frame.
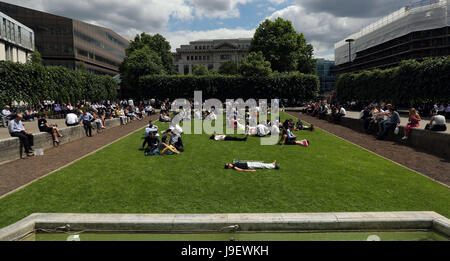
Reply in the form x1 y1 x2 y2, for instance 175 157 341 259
345 38 355 64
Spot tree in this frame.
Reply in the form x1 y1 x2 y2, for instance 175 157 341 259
126 33 175 74
249 18 316 74
218 60 239 75
192 65 208 76
120 46 165 97
239 51 272 78
28 50 43 65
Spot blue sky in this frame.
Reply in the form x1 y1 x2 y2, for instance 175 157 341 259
3 0 414 60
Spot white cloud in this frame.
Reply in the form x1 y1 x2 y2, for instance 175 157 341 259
266 5 375 59
268 0 287 5
267 7 276 12
189 0 255 19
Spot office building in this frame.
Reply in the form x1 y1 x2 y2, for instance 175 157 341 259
0 11 34 63
316 58 337 95
335 0 450 74
0 2 129 75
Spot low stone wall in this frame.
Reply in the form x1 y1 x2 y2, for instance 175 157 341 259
287 110 450 160
337 116 450 160
0 118 122 165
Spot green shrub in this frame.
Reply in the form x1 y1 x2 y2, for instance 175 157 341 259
139 73 319 100
0 61 117 107
336 56 450 105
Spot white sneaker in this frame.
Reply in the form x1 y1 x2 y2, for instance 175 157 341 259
401 136 408 140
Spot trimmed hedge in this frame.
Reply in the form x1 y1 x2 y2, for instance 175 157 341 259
336 57 450 105
139 73 319 100
0 61 118 107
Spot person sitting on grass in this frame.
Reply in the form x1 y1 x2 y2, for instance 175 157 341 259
224 160 280 172
210 132 248 142
425 110 447 132
166 128 184 152
159 111 172 123
38 113 63 145
402 108 421 140
144 132 160 155
281 125 310 147
296 118 314 131
158 135 181 155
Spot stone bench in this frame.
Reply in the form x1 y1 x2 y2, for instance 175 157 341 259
0 118 123 165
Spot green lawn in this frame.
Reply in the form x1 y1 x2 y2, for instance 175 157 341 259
0 112 449 229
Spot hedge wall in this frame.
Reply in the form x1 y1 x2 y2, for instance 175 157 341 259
336 56 450 105
0 61 118 107
139 73 319 100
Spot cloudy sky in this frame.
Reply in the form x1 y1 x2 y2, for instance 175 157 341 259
4 0 413 60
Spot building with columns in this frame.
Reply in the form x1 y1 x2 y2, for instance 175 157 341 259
173 38 252 74
0 11 34 63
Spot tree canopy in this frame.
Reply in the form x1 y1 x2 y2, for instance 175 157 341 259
239 51 272 78
249 18 316 74
218 60 239 75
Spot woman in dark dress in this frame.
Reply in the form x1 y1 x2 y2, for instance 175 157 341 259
38 113 63 145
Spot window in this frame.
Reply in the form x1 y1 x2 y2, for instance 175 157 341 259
18 27 21 45
195 46 197 50
187 56 190 61
199 56 202 61
195 56 198 60
208 64 214 70
184 65 189 75
220 54 231 60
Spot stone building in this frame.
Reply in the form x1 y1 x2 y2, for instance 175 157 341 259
173 38 252 74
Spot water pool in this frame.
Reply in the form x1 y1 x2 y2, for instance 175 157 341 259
24 231 449 241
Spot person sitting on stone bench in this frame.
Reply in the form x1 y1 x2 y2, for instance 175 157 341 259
65 111 80 127
425 110 447 132
38 113 63 146
8 114 34 157
377 104 401 140
1 105 12 127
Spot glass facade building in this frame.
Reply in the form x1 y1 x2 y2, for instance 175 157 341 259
0 2 129 75
316 59 337 96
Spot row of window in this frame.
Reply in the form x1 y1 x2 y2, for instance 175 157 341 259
74 30 126 60
193 44 250 50
185 54 245 61
75 48 120 67
181 64 215 74
0 16 33 51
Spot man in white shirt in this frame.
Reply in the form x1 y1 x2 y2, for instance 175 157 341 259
8 114 34 156
425 110 447 132
65 112 80 127
1 106 11 127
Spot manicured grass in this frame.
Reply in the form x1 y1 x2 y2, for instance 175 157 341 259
0 112 449 229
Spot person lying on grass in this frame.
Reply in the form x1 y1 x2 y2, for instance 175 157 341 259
280 125 310 147
210 132 248 142
295 118 314 132
224 161 280 172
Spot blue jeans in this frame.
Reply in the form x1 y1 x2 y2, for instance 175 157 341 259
378 120 396 139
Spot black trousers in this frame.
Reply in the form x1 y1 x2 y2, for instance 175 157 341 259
224 136 247 141
83 120 93 137
10 132 34 153
425 124 447 131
